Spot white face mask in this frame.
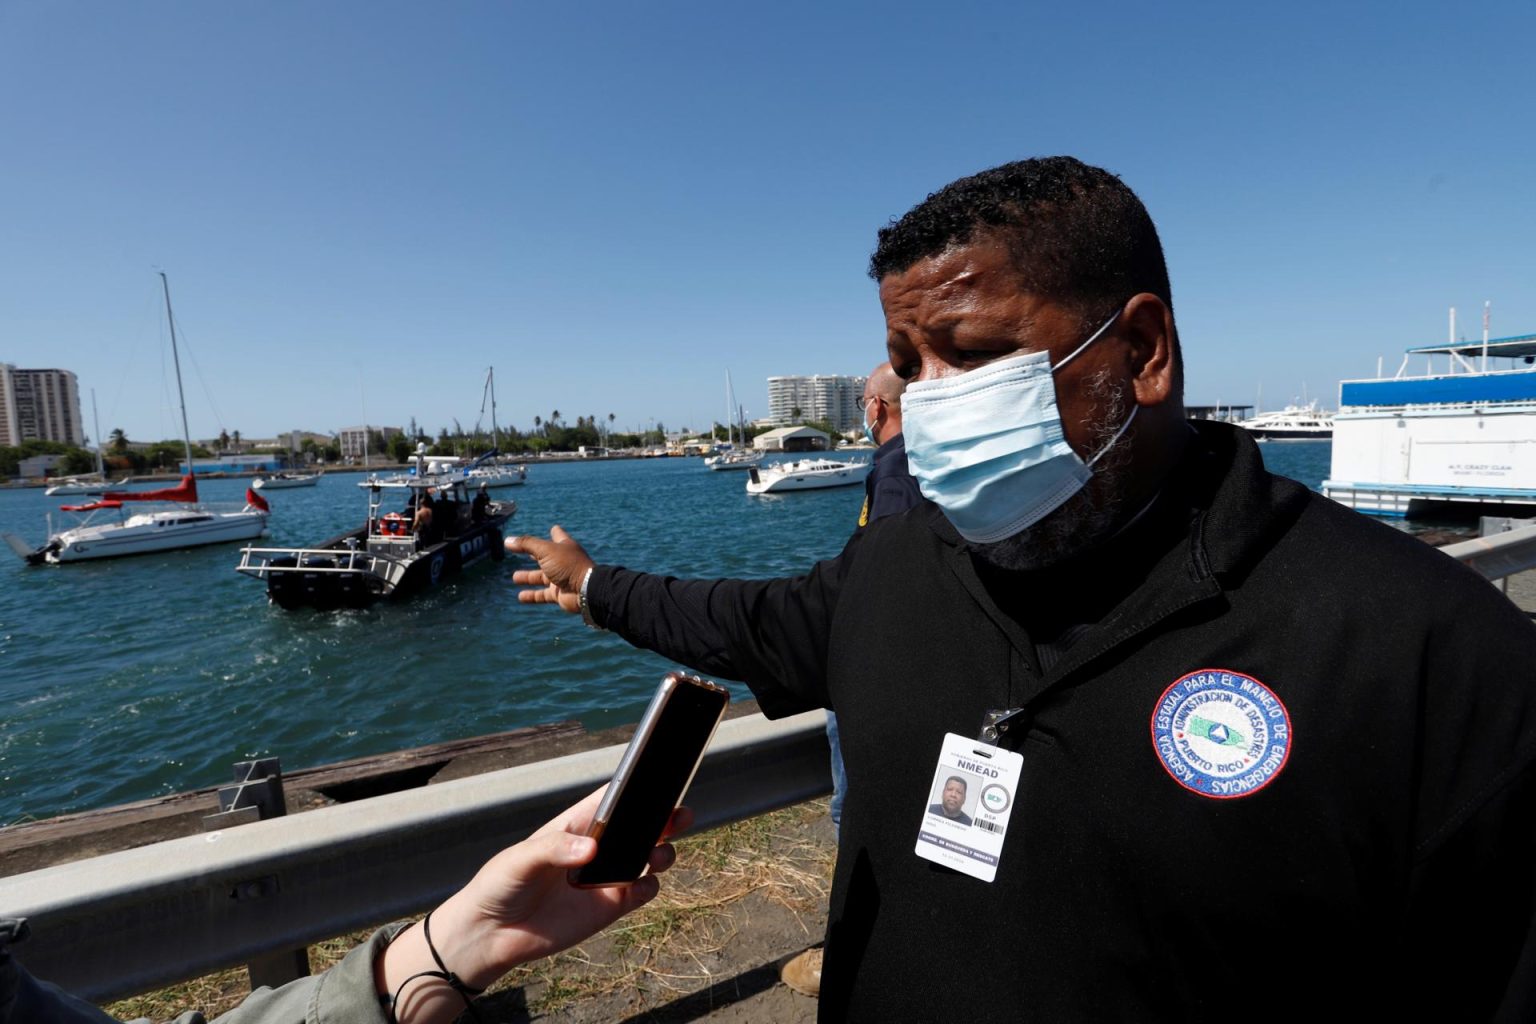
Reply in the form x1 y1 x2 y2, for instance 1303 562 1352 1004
901 309 1136 543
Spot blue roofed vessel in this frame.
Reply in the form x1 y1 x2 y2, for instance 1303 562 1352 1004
1323 321 1536 519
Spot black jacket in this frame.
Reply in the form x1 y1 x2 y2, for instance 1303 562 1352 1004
856 432 924 530
588 422 1536 1022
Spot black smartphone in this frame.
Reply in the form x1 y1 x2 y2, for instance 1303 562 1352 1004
571 672 730 887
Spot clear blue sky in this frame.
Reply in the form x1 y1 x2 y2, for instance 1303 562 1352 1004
2 1 1532 443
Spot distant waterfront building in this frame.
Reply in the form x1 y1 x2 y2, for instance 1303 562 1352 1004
338 425 403 459
178 454 286 475
753 425 831 452
766 374 865 433
279 429 336 452
0 364 83 448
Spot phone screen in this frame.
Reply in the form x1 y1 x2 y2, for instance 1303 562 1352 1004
573 675 728 886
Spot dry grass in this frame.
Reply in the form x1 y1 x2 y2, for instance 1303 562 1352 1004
102 800 834 1022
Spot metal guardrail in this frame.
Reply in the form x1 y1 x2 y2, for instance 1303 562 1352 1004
1439 520 1536 583
0 710 831 1002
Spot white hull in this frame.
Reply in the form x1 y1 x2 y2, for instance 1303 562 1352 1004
1322 333 1536 518
252 474 319 490
465 465 527 488
44 478 106 496
746 458 871 494
47 507 268 563
705 452 763 471
1235 405 1333 441
1323 403 1536 516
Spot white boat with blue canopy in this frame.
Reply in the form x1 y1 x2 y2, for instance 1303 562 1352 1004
1323 331 1536 518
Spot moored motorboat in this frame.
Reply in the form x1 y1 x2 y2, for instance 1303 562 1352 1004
236 454 515 609
252 472 320 490
746 457 871 494
1234 403 1334 441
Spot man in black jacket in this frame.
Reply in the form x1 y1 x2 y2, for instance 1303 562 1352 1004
854 361 924 533
509 157 1536 1022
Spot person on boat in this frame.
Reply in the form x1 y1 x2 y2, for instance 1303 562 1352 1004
0 788 687 1024
507 156 1536 1021
471 483 491 523
782 359 925 1000
411 489 435 538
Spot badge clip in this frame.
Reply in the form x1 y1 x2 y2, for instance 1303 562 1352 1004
978 707 1028 744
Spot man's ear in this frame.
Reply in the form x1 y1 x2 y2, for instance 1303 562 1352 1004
1121 293 1178 407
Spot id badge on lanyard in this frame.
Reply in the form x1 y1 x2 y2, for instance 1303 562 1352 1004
913 710 1026 883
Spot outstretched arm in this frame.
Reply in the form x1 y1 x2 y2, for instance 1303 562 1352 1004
508 525 855 715
506 526 594 615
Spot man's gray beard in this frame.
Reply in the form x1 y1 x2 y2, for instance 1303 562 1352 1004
972 370 1134 572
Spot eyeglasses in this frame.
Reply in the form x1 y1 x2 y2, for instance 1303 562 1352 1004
856 395 880 411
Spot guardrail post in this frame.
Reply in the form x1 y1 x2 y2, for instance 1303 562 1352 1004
202 758 310 991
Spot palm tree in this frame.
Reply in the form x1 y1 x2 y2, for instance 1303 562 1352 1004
109 428 128 453
218 429 230 451
231 430 242 453
534 415 543 436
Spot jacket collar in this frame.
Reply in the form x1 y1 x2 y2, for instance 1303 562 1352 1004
924 420 1310 694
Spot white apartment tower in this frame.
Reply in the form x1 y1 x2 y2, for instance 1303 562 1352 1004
766 374 867 433
0 364 84 447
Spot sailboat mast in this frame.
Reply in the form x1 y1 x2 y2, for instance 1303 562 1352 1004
159 273 196 476
725 371 736 447
489 367 499 451
90 387 104 477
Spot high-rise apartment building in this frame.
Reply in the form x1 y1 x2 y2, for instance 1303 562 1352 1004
0 365 83 448
766 374 866 433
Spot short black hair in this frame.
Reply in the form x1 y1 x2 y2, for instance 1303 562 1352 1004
869 157 1173 325
945 775 968 791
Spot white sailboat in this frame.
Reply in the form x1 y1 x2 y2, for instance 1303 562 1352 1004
464 366 527 488
43 389 130 495
4 274 270 565
358 368 527 490
704 370 763 471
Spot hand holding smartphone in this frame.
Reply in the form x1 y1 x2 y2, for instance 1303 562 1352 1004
571 672 730 888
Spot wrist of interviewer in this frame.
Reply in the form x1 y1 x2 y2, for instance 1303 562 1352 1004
375 893 505 1019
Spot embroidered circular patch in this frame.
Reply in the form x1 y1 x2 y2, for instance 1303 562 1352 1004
1150 668 1292 799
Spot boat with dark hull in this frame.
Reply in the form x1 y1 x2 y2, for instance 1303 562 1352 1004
235 465 515 609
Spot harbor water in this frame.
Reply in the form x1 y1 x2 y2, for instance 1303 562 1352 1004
1 443 1336 823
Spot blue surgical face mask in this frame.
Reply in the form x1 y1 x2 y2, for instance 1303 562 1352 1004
861 404 879 446
901 309 1136 544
